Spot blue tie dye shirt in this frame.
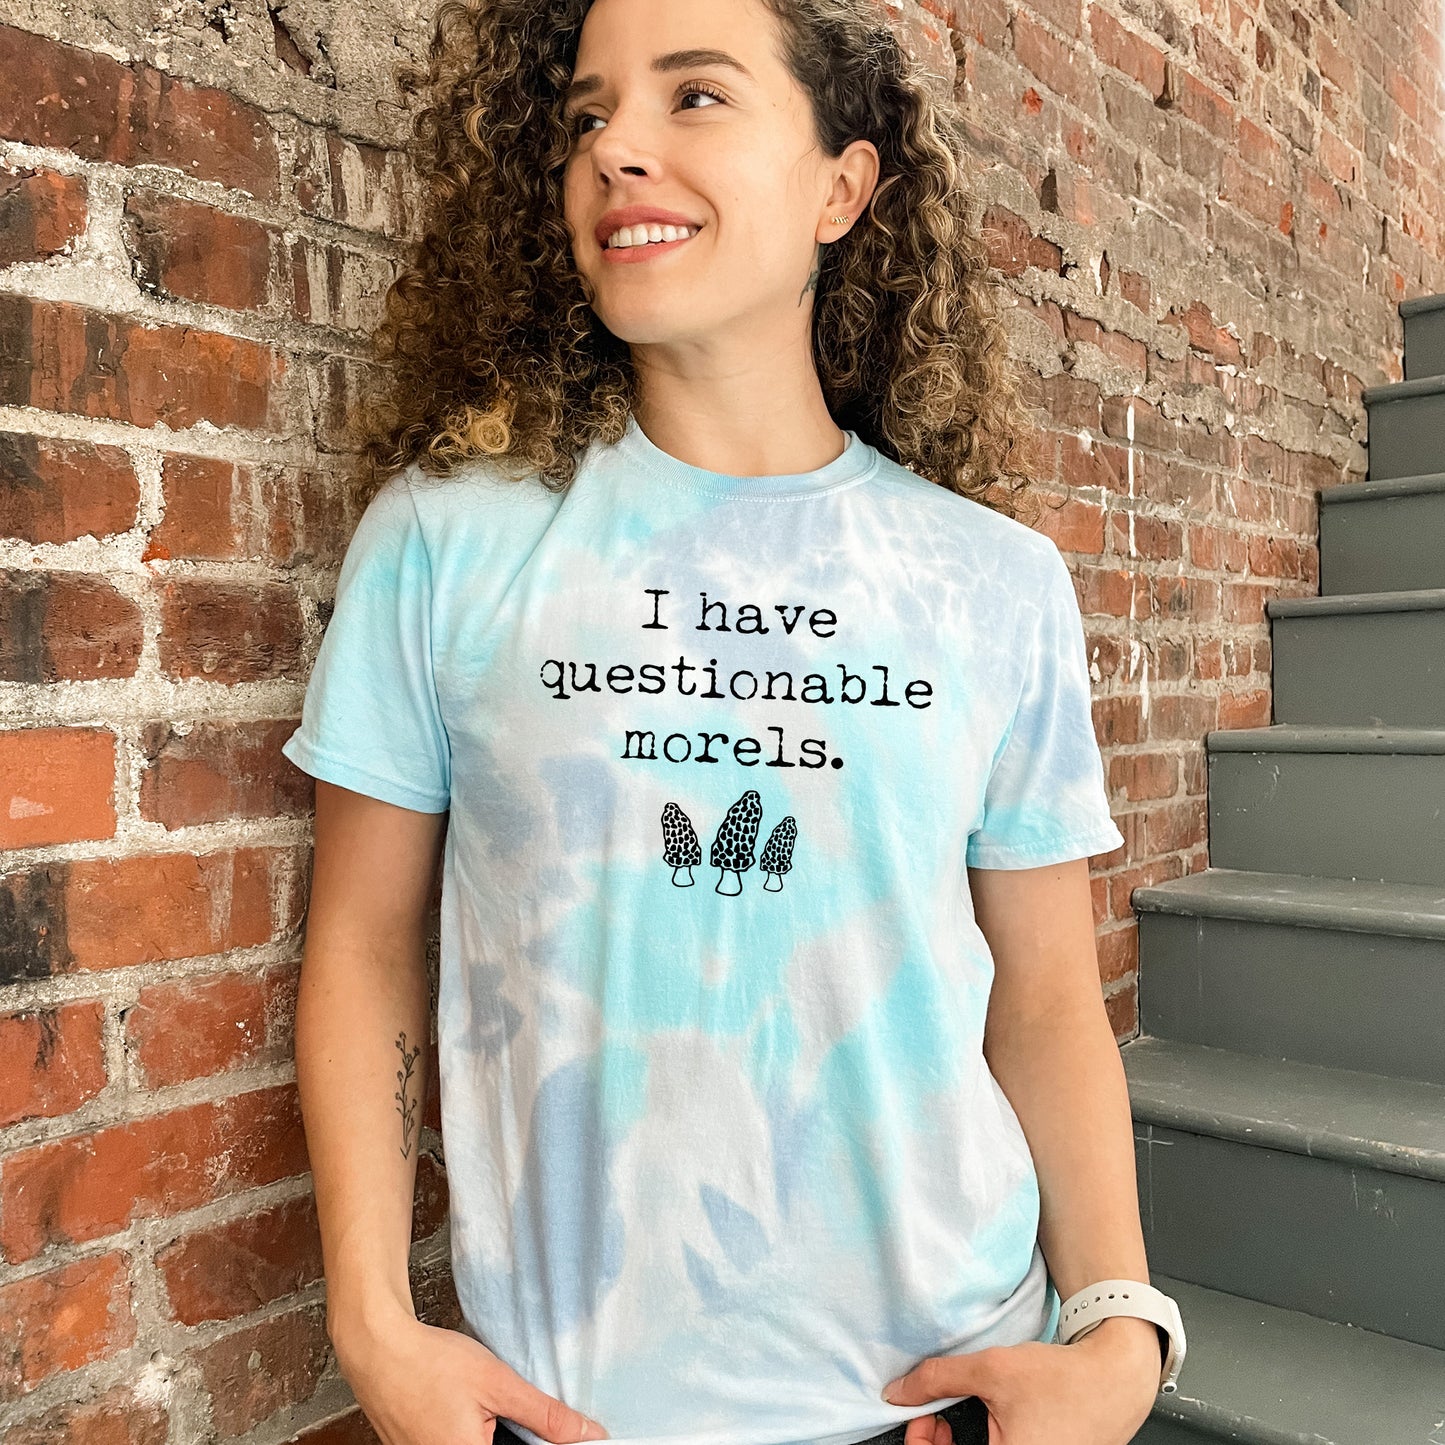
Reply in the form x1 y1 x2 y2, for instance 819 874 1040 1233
281 413 1125 1445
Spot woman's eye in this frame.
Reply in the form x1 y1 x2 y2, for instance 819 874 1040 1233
678 83 726 110
568 83 725 137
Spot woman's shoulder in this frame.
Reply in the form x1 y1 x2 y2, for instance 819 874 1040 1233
864 450 1063 573
379 452 570 541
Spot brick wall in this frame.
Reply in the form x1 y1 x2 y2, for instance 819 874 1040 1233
1 0 1443 1437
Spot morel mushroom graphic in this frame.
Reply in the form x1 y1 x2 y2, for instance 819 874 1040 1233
710 789 762 895
660 802 702 887
759 815 796 891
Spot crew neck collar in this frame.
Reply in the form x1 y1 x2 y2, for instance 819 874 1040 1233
615 412 879 498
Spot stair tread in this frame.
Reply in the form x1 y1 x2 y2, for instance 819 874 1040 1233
1122 1035 1445 1179
1319 467 1445 502
1206 722 1445 751
1147 1275 1445 1444
1400 292 1445 317
1362 372 1445 402
1132 866 1445 937
1268 585 1445 616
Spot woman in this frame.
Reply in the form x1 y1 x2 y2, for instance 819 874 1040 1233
282 1 1175 1443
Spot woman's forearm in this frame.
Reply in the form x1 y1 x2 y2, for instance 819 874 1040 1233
295 925 431 1342
982 986 1149 1303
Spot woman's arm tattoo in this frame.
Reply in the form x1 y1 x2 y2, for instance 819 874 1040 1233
394 1029 421 1158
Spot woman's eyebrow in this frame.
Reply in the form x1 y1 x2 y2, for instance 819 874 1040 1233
563 48 755 107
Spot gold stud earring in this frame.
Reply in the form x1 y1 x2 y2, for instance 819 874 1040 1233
831 214 850 224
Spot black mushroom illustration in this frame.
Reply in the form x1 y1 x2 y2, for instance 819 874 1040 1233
711 789 762 895
660 802 702 887
759 816 797 891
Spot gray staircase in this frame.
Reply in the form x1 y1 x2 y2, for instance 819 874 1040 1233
1123 291 1445 1442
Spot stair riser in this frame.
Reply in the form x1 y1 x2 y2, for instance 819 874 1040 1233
1137 911 1445 1085
1320 490 1445 595
1134 1123 1445 1350
1132 1418 1209 1444
1271 609 1445 727
1365 389 1445 481
1208 749 1445 885
1404 303 1445 382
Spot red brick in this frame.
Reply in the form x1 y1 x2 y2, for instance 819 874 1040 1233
0 25 277 201
1167 65 1236 141
0 169 87 265
1108 508 1184 562
1033 489 1108 553
0 999 107 1127
150 454 290 562
0 572 143 683
1030 0 1086 36
1236 116 1283 173
1108 749 1180 801
286 1410 382 1445
1313 28 1356 97
63 846 295 972
980 204 1065 277
1192 23 1247 98
157 579 305 683
0 296 285 432
1217 686 1271 728
1058 431 1132 496
0 1084 308 1263
1012 11 1100 112
292 467 366 568
0 434 139 544
1030 371 1102 430
139 718 313 828
0 727 117 848
1088 7 1166 97
0 1253 134 1398
1 1382 168 1444
1160 299 1244 366
1117 270 1150 312
1219 154 1291 234
124 193 273 312
0 847 301 983
156 1192 323 1325
192 1304 330 1436
1062 310 1148 371
126 963 295 1086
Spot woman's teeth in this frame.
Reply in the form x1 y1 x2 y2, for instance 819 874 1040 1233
605 223 700 249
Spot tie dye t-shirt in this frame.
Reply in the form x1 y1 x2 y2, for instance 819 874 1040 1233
280 413 1124 1445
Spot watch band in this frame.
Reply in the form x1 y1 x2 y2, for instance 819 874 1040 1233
1054 1280 1186 1394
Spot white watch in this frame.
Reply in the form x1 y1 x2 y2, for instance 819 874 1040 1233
1054 1279 1186 1394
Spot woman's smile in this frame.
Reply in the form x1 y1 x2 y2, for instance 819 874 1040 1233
601 226 701 264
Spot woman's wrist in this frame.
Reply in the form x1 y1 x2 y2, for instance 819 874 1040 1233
1070 1313 1165 1382
327 1283 419 1365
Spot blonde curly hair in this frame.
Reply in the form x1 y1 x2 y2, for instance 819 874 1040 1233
360 0 1044 525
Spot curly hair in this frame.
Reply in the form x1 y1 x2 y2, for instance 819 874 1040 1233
359 0 1045 525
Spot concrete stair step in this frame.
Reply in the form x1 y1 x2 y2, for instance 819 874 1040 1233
1132 867 1445 1084
1361 373 1445 482
1318 471 1445 596
1402 291 1445 382
1133 1275 1445 1444
1205 724 1445 885
1267 586 1445 726
1123 1036 1445 1350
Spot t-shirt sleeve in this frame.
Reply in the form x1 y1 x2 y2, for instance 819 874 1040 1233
280 472 451 813
965 543 1123 869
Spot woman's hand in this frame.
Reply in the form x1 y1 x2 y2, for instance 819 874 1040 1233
331 1304 609 1445
881 1316 1162 1445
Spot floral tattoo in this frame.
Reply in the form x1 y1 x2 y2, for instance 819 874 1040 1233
394 1029 421 1158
